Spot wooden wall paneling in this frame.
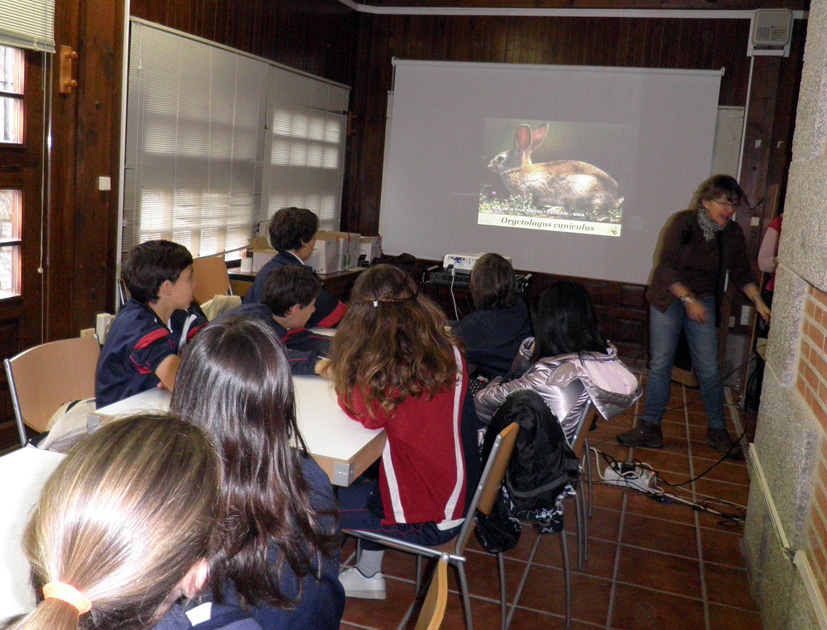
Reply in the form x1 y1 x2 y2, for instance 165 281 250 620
47 0 82 341
129 0 358 85
342 13 390 235
70 0 123 333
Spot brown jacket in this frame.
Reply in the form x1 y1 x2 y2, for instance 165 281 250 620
647 209 754 314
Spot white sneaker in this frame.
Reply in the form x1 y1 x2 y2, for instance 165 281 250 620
339 567 386 600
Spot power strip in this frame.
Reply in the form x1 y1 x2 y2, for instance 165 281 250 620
603 462 657 493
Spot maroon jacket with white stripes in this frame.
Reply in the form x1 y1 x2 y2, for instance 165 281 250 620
338 347 469 526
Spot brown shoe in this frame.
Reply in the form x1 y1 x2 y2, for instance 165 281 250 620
617 423 663 448
706 429 744 460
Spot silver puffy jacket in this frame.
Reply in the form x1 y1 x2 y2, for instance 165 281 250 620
474 340 642 443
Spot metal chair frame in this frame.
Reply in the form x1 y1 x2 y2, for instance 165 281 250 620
344 422 520 630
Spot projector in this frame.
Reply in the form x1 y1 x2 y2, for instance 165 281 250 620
442 253 490 272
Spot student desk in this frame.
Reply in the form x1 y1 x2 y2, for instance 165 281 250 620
86 376 385 487
0 446 66 619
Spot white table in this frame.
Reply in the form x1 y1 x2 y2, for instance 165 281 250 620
87 377 385 487
0 446 66 620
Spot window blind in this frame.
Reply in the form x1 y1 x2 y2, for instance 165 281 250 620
262 67 349 231
123 21 350 258
0 0 55 52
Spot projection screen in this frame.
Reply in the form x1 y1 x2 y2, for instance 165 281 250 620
379 60 723 285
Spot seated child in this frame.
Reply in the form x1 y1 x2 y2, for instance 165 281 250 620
5 413 262 630
475 280 641 443
329 265 481 600
95 240 207 408
171 317 345 630
243 207 346 328
451 252 532 379
214 266 330 376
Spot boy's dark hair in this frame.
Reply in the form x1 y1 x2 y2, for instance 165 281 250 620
268 207 319 252
261 265 323 317
122 240 193 304
469 252 517 310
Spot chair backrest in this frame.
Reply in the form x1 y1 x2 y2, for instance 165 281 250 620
414 555 449 630
456 422 519 551
5 336 100 438
192 255 231 304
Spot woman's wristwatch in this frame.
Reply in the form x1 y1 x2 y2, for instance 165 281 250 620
679 295 697 305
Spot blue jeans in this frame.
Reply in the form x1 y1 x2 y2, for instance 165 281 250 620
641 297 725 430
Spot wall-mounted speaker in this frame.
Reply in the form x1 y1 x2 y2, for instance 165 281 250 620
749 9 794 57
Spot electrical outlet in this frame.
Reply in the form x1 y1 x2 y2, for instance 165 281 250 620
741 305 754 326
603 463 656 493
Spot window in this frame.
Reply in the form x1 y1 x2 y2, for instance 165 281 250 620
124 21 350 259
0 189 22 297
0 45 24 144
262 68 349 231
123 23 267 258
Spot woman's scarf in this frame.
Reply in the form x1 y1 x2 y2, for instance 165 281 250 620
697 206 726 242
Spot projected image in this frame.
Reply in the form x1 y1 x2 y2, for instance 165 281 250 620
480 120 625 237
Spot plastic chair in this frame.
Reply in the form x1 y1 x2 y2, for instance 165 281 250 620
414 554 450 630
4 336 100 447
344 422 519 630
192 255 232 305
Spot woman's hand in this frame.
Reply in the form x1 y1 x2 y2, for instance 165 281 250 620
756 301 772 323
685 300 707 323
743 283 771 324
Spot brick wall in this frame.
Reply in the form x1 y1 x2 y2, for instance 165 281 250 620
798 285 827 604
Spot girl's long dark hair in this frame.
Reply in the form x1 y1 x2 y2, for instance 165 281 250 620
530 280 608 363
171 317 339 609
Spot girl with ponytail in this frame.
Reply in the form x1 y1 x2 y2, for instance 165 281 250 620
4 414 261 630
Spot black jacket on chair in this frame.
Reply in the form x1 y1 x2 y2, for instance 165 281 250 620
482 389 580 532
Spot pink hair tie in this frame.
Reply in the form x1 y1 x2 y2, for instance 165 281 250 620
43 582 92 614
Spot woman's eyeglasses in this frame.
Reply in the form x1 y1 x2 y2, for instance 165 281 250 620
712 198 742 209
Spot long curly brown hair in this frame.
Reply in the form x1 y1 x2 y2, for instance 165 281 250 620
330 264 460 418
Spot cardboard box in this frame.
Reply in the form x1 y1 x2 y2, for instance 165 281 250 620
308 231 340 274
255 220 270 240
360 236 382 266
247 237 277 273
341 232 362 269
325 232 358 270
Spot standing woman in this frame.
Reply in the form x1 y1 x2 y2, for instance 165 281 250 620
170 317 344 630
617 175 771 459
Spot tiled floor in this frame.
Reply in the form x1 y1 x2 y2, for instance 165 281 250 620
339 377 761 630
